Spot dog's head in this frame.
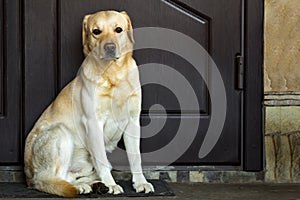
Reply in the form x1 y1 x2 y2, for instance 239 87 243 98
82 10 134 60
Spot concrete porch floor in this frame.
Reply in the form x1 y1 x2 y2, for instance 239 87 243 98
1 183 300 200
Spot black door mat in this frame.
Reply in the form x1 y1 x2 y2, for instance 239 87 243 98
0 180 175 198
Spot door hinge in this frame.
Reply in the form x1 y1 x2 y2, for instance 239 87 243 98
235 55 244 90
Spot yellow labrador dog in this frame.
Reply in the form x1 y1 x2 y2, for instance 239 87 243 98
24 10 154 197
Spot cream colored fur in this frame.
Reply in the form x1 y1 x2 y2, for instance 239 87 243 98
24 10 154 197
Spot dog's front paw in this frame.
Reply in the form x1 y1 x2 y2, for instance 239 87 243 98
133 182 155 193
74 183 93 194
107 184 124 195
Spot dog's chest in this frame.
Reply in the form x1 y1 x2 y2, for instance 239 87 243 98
97 78 135 113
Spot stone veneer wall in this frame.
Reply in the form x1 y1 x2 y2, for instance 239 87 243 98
265 106 300 182
264 0 300 183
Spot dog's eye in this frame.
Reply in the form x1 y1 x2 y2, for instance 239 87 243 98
92 29 102 35
115 27 123 33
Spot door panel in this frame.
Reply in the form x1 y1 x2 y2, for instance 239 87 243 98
23 0 58 134
59 0 210 114
0 0 21 164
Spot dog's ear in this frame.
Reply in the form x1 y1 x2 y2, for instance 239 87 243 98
82 14 91 56
120 11 134 43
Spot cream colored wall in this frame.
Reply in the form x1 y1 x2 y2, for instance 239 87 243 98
264 0 300 182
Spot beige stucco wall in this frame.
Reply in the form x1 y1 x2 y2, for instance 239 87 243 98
264 0 300 182
264 0 300 92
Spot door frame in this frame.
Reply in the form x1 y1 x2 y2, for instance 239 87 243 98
243 0 264 171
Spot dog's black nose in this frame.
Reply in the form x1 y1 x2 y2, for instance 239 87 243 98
104 43 116 53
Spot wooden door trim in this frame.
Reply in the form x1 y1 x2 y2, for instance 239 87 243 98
243 0 264 171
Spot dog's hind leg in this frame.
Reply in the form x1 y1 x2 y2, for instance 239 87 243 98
35 124 94 194
31 123 78 197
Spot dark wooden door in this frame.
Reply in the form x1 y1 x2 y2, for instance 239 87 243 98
0 0 263 171
25 0 241 166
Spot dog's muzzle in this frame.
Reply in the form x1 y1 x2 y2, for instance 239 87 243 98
104 42 116 58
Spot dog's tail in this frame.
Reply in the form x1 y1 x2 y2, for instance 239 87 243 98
34 177 78 197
